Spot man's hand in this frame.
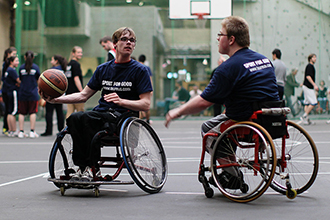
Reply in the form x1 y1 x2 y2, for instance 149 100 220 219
164 108 181 128
104 92 121 105
38 89 56 104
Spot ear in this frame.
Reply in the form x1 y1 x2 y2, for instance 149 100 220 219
228 35 235 46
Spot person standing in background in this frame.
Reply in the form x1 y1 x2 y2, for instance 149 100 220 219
284 68 300 117
1 47 17 135
272 48 286 100
41 55 67 136
138 54 153 124
301 53 318 125
65 46 84 118
99 36 116 61
18 51 40 138
2 56 20 137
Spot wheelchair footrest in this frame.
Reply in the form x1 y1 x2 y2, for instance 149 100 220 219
48 178 134 185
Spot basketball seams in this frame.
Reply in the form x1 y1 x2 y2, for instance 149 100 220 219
40 74 65 95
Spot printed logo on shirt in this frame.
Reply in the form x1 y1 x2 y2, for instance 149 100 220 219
20 69 37 75
102 80 132 92
65 66 72 78
243 58 272 72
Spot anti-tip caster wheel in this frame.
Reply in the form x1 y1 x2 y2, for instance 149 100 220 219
286 188 297 199
94 188 100 197
205 187 214 198
60 186 65 196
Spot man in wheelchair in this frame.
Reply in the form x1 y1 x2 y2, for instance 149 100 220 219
40 27 153 181
165 16 279 189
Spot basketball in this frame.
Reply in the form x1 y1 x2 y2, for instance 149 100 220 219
38 69 68 98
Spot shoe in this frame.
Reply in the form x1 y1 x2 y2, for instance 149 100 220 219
29 131 39 138
18 131 27 138
41 132 52 136
218 170 244 189
326 120 330 124
80 166 101 182
71 169 82 181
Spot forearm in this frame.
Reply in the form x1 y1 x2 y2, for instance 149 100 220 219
120 98 150 112
171 96 212 117
306 76 316 87
52 86 96 104
74 77 83 91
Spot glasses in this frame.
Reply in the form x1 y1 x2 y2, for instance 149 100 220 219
119 37 136 43
217 33 228 37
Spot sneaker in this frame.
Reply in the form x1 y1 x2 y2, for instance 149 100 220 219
218 170 243 189
326 120 330 124
18 131 27 138
80 166 94 182
29 131 39 138
71 169 82 181
80 166 101 182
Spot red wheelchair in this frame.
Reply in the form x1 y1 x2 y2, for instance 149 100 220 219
198 102 319 202
48 116 167 197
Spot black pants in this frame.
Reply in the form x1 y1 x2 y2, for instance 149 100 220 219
45 103 64 134
67 111 118 170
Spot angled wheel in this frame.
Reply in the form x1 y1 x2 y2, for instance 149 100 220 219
270 120 319 195
49 126 77 188
120 117 167 194
211 122 276 203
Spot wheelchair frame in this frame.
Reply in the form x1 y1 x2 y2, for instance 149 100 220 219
48 116 167 197
198 107 319 202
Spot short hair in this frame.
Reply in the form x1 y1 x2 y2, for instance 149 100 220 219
272 48 282 59
308 53 316 62
112 27 136 44
221 16 250 47
99 36 112 44
138 54 146 63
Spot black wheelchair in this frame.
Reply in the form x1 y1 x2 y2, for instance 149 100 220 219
48 114 167 197
198 102 319 202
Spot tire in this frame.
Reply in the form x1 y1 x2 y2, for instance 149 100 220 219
211 122 277 203
270 120 319 195
49 127 76 188
120 117 167 194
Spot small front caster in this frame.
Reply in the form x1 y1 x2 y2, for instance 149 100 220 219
286 188 297 199
60 186 65 196
94 187 100 197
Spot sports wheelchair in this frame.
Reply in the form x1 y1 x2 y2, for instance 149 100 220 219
48 114 167 197
198 102 319 202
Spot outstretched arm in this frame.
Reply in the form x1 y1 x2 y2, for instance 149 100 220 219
40 85 97 104
165 95 213 127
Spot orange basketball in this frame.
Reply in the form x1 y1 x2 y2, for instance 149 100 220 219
38 69 68 98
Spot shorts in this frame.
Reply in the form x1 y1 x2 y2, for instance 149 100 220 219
201 113 229 134
302 85 317 106
19 100 38 115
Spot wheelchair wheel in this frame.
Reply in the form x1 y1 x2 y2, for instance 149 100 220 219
270 120 319 195
49 127 76 188
211 122 276 203
120 117 167 194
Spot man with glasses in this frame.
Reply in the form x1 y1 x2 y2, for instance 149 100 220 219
40 27 152 181
165 16 279 187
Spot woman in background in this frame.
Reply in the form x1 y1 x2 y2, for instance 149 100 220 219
41 55 67 136
2 56 20 137
18 51 40 138
1 47 17 135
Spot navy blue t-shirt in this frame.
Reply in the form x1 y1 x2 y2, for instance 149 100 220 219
19 63 40 101
2 67 19 93
201 48 279 121
87 59 153 113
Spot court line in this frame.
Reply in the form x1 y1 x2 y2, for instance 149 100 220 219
0 172 48 187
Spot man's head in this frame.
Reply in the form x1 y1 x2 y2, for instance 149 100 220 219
138 54 146 63
308 53 317 64
112 27 136 57
272 48 281 60
99 36 114 51
221 16 250 45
